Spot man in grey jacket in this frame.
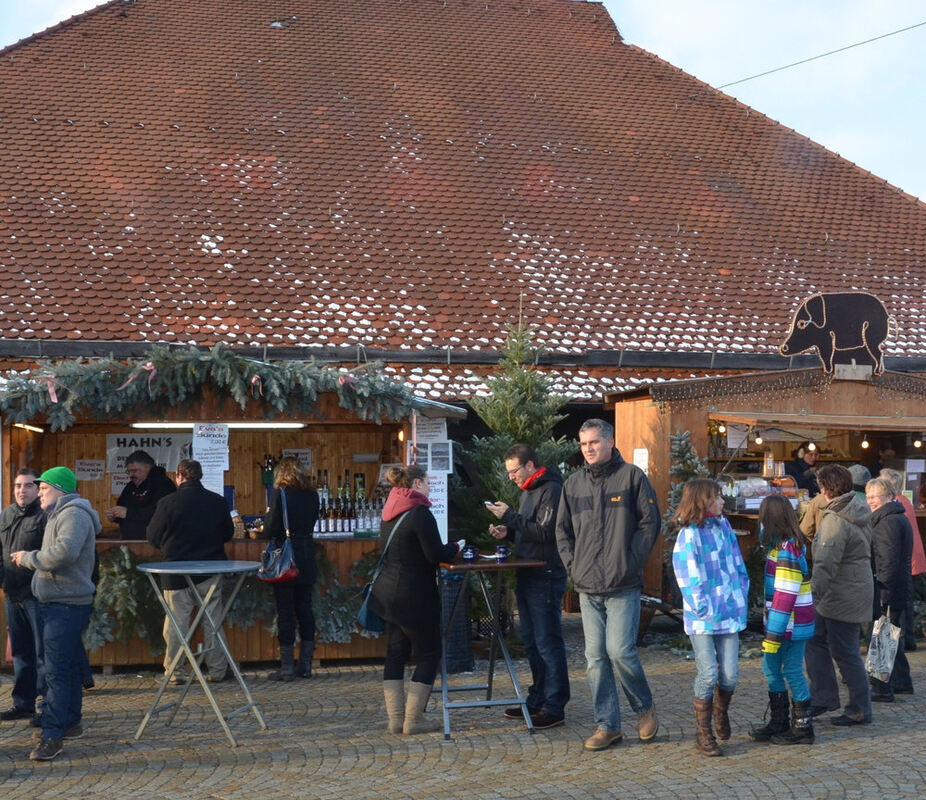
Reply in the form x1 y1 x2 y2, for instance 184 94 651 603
555 419 661 752
11 466 100 762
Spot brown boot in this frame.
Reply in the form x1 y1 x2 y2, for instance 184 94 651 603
693 697 721 756
383 680 405 734
403 681 441 734
713 686 734 741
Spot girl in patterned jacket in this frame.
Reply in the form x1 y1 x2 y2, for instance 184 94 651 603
672 479 750 756
750 494 815 745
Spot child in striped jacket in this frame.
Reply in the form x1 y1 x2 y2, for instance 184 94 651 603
750 494 815 745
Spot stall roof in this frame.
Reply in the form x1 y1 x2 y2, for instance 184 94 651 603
708 411 926 433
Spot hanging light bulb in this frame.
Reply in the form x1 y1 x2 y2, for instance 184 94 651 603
807 441 817 452
861 434 870 450
718 423 726 434
754 433 763 446
915 435 923 449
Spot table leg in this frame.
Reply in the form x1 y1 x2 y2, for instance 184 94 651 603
439 572 467 741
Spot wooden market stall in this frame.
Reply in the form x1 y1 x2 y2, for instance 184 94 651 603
607 366 926 603
0 348 465 669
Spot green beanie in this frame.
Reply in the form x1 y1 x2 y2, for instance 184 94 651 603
37 466 77 494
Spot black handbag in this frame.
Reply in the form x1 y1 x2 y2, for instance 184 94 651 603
357 511 410 632
258 490 300 583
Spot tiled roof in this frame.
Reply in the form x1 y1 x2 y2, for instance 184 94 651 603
2 0 926 381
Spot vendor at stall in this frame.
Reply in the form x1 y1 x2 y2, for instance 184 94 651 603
105 450 176 539
785 443 819 497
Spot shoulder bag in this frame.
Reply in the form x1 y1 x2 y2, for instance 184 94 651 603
257 489 300 583
357 510 411 632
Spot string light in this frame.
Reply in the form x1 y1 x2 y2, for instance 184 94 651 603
861 435 870 450
915 435 923 449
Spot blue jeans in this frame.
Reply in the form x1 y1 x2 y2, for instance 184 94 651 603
689 632 739 699
39 602 92 740
5 597 44 712
762 639 809 701
579 588 653 731
516 571 570 716
805 612 871 721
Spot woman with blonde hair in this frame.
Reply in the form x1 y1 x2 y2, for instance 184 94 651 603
672 479 749 756
265 457 320 680
368 464 461 734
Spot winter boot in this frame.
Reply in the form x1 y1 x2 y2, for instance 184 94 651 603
713 686 734 741
383 680 405 734
770 699 815 745
268 645 295 681
749 691 790 741
403 681 441 734
296 642 315 678
693 697 721 756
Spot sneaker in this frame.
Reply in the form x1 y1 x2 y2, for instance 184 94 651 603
530 711 565 730
168 673 187 686
503 706 538 720
29 737 63 762
32 724 84 744
206 671 231 683
83 678 96 691
637 706 659 741
871 692 895 703
830 713 869 726
0 707 35 721
583 729 623 751
807 704 839 718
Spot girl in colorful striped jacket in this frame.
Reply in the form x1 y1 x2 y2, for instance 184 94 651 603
672 479 749 757
750 494 815 745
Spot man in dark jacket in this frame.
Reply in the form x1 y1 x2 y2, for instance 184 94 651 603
146 459 234 683
0 469 46 723
865 476 914 700
106 449 176 539
555 419 661 752
487 444 569 729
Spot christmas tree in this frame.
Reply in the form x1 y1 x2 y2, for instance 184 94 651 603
663 428 710 546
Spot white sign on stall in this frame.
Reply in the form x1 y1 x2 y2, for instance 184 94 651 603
428 472 450 543
632 448 649 475
193 423 229 497
414 416 447 443
106 433 192 473
282 449 312 471
75 460 104 481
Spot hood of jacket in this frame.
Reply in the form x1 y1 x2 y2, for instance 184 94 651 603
382 487 431 521
47 492 103 533
871 498 906 526
824 491 871 529
584 449 624 481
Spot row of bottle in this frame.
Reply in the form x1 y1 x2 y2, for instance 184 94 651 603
315 496 383 534
315 468 367 506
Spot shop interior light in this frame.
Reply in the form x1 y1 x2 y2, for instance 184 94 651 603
754 433 763 445
861 435 870 450
915 435 923 449
13 422 44 433
717 423 726 434
130 422 306 430
397 429 406 442
807 441 817 452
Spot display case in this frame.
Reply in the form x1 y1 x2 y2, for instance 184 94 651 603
719 473 798 512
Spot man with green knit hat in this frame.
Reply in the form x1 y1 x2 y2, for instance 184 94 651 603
11 466 100 762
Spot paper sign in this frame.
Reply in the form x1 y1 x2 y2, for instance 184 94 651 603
428 472 449 543
282 449 312 471
429 441 452 473
193 423 229 471
414 416 447 443
633 448 649 475
75 460 104 481
106 433 192 473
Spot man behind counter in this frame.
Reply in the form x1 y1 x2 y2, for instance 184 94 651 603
105 450 176 539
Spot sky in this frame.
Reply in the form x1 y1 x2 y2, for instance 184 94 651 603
1 0 925 201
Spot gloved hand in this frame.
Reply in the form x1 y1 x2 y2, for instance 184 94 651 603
761 638 781 654
455 539 466 552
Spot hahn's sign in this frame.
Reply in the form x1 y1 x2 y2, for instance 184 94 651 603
780 292 889 374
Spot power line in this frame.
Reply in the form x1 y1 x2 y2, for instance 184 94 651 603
717 19 926 89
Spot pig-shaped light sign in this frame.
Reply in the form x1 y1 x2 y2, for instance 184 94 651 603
780 292 889 374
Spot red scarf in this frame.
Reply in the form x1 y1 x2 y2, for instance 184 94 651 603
520 466 547 491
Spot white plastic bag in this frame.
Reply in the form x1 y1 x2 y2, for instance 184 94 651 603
865 613 902 682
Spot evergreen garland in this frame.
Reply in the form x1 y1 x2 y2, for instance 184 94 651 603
0 344 424 430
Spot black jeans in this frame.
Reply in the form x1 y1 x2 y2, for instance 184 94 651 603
273 580 315 647
383 620 441 684
805 611 871 721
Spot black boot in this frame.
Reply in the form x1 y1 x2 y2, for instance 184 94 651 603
770 699 814 745
269 645 295 681
296 642 314 678
749 691 790 741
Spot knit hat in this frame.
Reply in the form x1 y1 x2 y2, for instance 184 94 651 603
847 463 871 491
37 466 77 493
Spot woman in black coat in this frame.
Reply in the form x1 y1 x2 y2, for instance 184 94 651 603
264 457 319 680
369 464 460 734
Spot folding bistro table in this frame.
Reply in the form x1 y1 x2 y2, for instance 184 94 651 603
437 554 546 740
134 560 267 747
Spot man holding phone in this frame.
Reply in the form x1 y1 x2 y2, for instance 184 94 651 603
486 444 569 729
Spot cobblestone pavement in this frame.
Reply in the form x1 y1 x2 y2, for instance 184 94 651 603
1 613 924 799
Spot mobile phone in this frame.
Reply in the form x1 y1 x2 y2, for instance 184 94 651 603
484 500 495 506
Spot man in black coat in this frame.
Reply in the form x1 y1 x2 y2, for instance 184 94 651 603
865 476 914 700
106 450 176 539
146 459 234 683
0 469 46 722
488 444 570 730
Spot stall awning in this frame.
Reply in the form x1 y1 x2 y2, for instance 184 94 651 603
709 411 926 433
